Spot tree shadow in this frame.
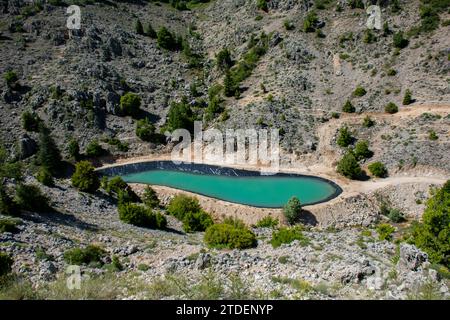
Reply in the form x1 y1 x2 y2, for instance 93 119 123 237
20 209 98 232
357 170 370 181
134 109 160 123
298 209 318 226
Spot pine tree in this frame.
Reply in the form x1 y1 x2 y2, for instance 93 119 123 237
224 71 237 97
37 125 62 175
403 89 413 105
135 19 144 35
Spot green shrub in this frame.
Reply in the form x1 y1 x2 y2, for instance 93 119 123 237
142 186 160 208
349 0 364 9
353 86 367 97
362 115 375 128
342 100 355 113
85 140 105 157
387 208 405 223
283 197 302 225
411 182 450 267
303 11 318 32
205 95 224 121
363 29 376 44
0 187 20 216
182 210 214 233
403 89 413 105
63 245 108 266
354 140 373 160
385 102 399 114
376 223 396 241
157 27 181 51
135 19 144 35
0 218 21 233
71 161 100 193
215 48 233 71
368 162 388 178
387 69 397 76
37 125 62 175
167 194 202 220
120 92 141 117
204 219 257 249
118 202 166 229
4 71 18 88
166 98 194 132
255 216 279 229
145 23 157 38
393 31 409 49
136 118 155 142
21 111 41 132
257 0 268 12
14 184 51 213
0 252 13 276
283 19 295 30
104 176 139 203
428 130 439 141
224 70 238 97
67 138 80 160
271 227 309 248
36 166 54 187
337 126 353 147
337 151 362 179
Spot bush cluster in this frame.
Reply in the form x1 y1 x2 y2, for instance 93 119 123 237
118 202 167 229
167 194 213 232
204 218 257 249
63 245 107 266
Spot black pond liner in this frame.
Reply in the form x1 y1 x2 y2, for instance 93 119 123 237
96 160 343 208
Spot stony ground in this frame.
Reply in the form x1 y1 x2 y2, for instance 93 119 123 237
1 176 449 300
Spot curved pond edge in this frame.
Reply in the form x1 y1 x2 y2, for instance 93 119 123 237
96 160 343 208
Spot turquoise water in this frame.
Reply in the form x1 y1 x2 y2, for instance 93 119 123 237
121 170 340 208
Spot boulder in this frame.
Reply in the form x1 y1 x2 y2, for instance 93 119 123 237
19 134 37 159
398 243 428 271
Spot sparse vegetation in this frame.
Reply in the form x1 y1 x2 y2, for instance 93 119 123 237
271 227 309 248
376 223 396 241
255 216 279 229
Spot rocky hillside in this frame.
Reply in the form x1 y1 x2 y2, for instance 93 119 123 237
0 0 449 300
